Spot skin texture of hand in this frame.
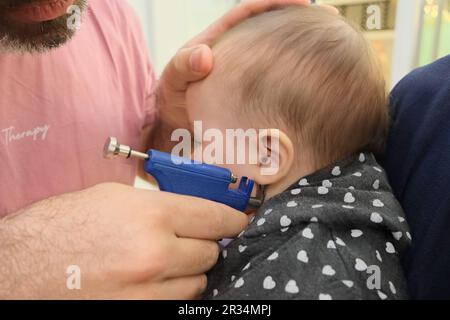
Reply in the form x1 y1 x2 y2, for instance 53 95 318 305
0 184 248 299
152 0 313 151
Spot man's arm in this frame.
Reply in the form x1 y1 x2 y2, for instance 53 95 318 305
0 198 76 299
0 184 247 299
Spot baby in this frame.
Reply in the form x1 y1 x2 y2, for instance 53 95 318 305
186 6 410 300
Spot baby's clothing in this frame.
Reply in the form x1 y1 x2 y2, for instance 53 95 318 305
205 153 410 300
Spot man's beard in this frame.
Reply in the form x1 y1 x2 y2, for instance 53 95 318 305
0 0 88 53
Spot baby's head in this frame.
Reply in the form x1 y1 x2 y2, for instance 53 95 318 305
186 6 388 193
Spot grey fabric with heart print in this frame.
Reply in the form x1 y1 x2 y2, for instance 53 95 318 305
205 153 411 300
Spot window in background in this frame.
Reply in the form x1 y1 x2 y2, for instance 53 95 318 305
318 0 398 89
417 0 450 66
438 0 450 58
185 0 239 39
146 0 238 75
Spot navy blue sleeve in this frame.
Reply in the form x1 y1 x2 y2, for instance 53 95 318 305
381 55 450 299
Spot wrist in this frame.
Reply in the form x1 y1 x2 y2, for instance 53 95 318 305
0 201 65 299
0 214 33 298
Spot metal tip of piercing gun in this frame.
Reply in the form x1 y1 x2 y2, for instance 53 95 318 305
103 137 266 212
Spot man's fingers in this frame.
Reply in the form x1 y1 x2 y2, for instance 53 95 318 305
155 192 248 240
161 0 312 96
162 239 220 279
186 0 310 47
166 195 249 241
160 274 208 300
161 44 213 94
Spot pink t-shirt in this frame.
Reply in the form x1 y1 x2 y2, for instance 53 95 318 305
0 0 156 216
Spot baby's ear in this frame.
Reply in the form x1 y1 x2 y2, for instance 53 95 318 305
251 129 295 186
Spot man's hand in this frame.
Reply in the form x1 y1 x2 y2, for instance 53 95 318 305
152 0 311 150
0 183 248 299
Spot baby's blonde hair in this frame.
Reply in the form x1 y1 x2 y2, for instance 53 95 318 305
213 5 388 169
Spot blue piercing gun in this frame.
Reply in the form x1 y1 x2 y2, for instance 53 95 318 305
103 137 265 212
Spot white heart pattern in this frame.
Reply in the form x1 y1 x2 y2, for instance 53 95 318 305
319 294 333 300
355 258 368 271
257 218 266 227
342 280 354 288
299 178 309 186
280 215 292 228
302 228 314 239
285 280 300 294
344 192 356 204
268 252 279 261
312 204 324 209
392 231 403 241
371 212 384 224
263 276 276 290
353 172 362 177
310 217 319 223
332 166 342 176
235 278 245 288
287 201 298 208
264 209 273 216
243 263 251 271
376 250 383 262
318 187 329 195
327 240 337 249
389 282 397 295
373 199 385 208
373 180 380 190
213 289 219 297
322 265 336 276
297 250 309 263
322 180 333 188
239 245 248 253
291 188 302 195
222 250 228 259
351 229 363 238
335 237 346 247
378 291 388 300
386 242 396 254
359 153 366 162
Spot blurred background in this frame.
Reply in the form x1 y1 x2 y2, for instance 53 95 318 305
127 0 450 89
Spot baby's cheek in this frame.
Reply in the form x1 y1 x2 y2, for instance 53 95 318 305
225 164 254 180
191 135 255 178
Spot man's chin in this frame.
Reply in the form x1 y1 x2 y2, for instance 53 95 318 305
0 0 87 54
